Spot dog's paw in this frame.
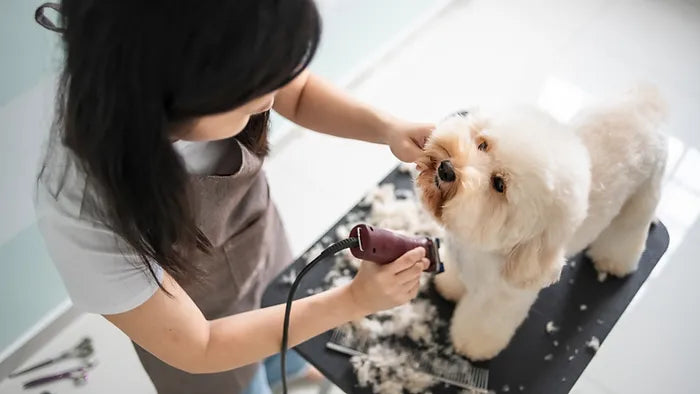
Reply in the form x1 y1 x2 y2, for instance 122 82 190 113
434 271 466 302
589 255 638 278
450 327 505 361
543 265 563 287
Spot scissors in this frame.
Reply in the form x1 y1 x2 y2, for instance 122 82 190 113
9 337 94 378
22 361 97 389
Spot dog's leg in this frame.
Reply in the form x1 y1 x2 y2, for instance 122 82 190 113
450 289 537 360
587 172 663 277
433 250 466 302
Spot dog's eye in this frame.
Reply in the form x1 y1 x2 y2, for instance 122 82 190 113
477 139 488 152
491 175 505 193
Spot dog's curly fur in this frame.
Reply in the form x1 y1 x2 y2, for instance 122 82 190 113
416 86 668 360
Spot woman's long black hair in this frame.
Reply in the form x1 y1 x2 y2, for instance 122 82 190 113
40 0 320 287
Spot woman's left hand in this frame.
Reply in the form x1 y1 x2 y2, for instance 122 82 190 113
386 121 435 163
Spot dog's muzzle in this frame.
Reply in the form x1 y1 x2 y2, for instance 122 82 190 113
438 160 456 182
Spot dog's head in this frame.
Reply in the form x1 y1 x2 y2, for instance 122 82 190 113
416 108 591 288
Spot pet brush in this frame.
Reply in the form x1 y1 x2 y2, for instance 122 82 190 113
327 328 490 393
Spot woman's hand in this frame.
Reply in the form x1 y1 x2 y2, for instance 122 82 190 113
348 247 430 315
386 121 434 163
275 72 435 159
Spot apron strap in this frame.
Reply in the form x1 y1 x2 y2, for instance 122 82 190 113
35 3 65 33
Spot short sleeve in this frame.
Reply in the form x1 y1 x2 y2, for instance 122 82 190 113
36 176 162 315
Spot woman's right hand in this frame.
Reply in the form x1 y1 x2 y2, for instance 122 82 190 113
348 247 430 315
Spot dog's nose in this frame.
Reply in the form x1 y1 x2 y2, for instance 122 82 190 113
438 160 456 182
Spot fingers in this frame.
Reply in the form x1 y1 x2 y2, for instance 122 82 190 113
403 143 425 162
410 124 435 148
411 135 429 149
395 258 429 285
388 247 426 274
405 280 420 298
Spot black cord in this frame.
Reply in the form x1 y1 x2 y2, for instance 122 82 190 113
281 237 360 394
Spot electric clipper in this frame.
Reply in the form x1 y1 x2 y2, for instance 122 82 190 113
348 224 444 273
280 223 445 394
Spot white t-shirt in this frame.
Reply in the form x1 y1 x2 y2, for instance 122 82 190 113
35 139 232 315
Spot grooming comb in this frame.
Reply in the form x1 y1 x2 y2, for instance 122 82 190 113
327 329 490 393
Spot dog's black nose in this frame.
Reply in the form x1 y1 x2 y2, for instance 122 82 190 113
438 160 456 182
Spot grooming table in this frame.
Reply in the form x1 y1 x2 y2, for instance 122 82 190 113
262 166 670 393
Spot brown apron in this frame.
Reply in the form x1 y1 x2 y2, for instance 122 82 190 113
133 138 292 393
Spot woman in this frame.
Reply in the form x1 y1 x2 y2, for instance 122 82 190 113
35 1 433 393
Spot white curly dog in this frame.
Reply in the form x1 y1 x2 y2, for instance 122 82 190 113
415 86 668 360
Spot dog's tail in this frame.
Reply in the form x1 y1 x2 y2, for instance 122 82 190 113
623 83 668 130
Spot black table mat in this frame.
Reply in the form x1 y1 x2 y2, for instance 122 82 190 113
262 166 670 393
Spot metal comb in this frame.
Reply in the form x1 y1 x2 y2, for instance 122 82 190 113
327 329 490 393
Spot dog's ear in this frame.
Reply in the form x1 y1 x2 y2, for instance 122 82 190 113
502 234 565 289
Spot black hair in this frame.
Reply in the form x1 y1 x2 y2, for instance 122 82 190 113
40 0 320 287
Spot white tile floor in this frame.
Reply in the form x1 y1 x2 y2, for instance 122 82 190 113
3 0 700 392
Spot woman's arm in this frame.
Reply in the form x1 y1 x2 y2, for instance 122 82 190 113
105 248 428 374
273 71 433 162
